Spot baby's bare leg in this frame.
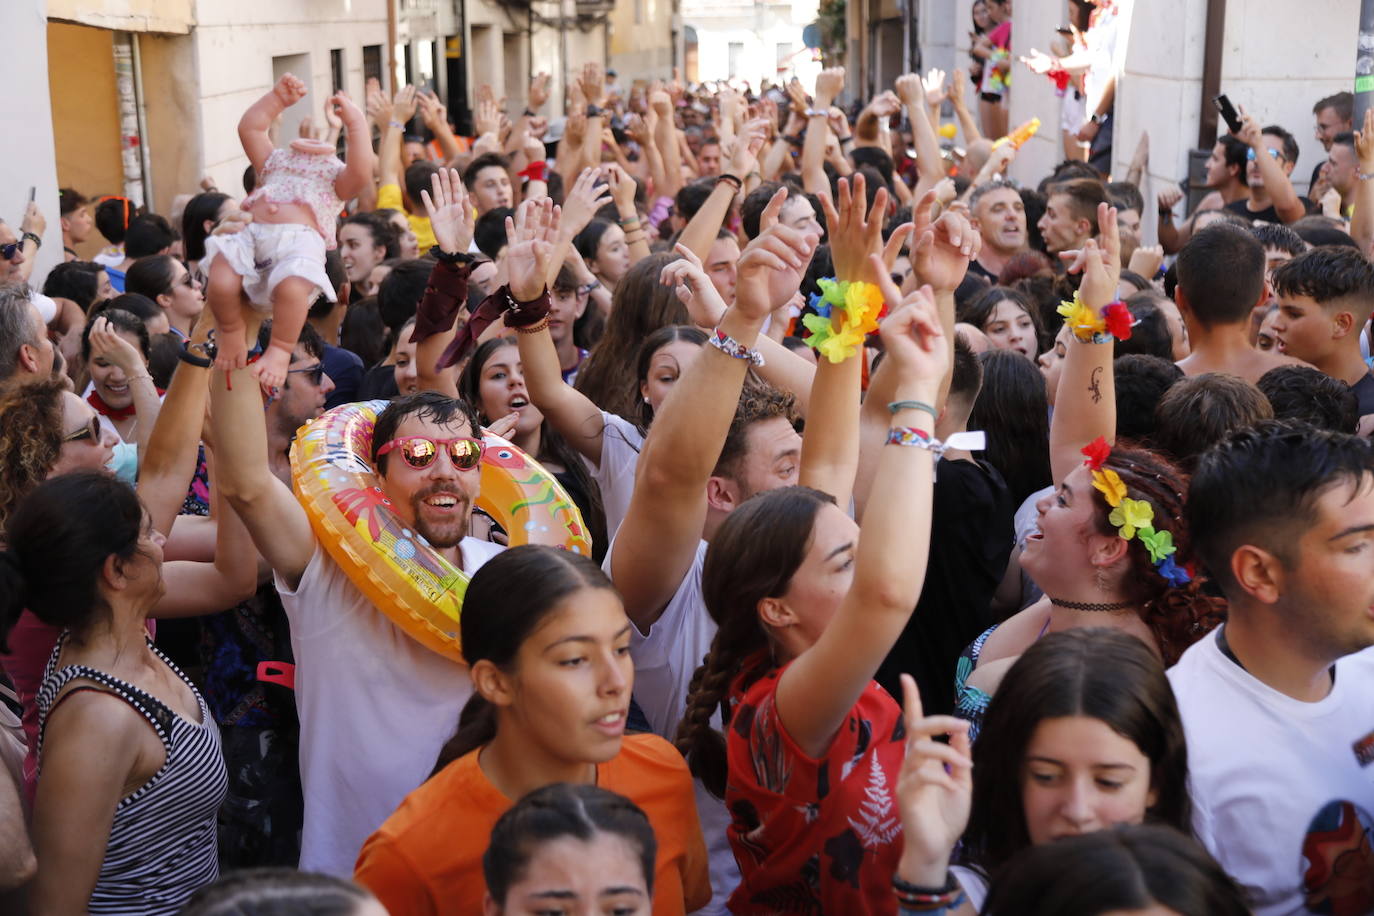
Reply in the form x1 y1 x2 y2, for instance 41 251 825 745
250 276 315 390
208 256 250 371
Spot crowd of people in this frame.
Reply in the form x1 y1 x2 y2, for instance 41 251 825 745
0 4 1372 912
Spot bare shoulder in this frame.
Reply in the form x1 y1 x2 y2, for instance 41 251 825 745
977 601 1050 668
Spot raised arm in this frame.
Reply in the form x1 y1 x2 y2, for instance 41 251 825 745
798 175 887 507
414 167 476 397
137 323 213 537
612 210 820 628
1351 110 1374 258
775 288 946 759
604 163 651 265
949 68 983 144
378 85 418 190
155 467 260 616
1048 202 1122 484
545 168 612 288
679 120 767 262
209 362 316 589
896 72 947 195
240 74 305 174
801 68 844 198
1237 107 1305 224
650 89 684 197
331 92 376 202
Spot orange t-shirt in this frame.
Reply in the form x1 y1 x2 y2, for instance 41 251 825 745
354 733 711 915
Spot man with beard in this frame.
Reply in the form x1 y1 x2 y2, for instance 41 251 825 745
967 180 1027 282
211 367 501 877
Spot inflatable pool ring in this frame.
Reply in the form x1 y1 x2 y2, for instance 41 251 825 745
291 399 592 662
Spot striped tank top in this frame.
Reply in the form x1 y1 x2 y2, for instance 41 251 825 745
37 634 227 914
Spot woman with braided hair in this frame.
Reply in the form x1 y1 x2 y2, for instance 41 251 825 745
674 218 956 916
954 204 1224 739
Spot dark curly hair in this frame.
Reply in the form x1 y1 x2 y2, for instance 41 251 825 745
1091 446 1225 665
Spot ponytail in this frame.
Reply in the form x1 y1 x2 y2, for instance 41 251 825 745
674 628 761 799
431 694 498 776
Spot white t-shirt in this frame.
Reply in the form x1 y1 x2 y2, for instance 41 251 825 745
1168 630 1374 915
582 411 645 539
276 537 504 877
950 865 989 911
607 537 738 916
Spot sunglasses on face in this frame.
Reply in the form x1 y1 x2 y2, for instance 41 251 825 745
0 241 21 261
377 436 485 470
1247 147 1283 162
62 416 101 444
286 363 326 385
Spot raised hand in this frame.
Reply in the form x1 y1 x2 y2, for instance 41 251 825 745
661 245 728 328
785 78 811 114
603 163 638 214
366 84 392 127
474 98 501 138
418 90 449 129
912 193 979 294
559 168 613 237
1019 48 1057 75
273 73 307 108
820 173 888 282
529 72 551 110
728 118 770 177
893 674 972 884
950 68 970 108
505 198 562 301
814 67 846 107
624 113 651 147
322 96 344 133
894 73 924 109
922 68 948 107
20 201 46 240
421 167 474 255
649 88 673 117
1156 184 1184 215
1127 244 1164 279
735 190 821 320
1061 202 1122 308
579 63 607 108
88 316 149 378
392 85 419 123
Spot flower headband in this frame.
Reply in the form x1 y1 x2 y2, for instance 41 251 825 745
802 278 886 363
1081 437 1191 587
1058 292 1134 344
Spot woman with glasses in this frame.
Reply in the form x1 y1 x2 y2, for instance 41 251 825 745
125 255 205 340
354 545 710 916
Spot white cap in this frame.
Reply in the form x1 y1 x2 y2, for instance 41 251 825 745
30 291 57 324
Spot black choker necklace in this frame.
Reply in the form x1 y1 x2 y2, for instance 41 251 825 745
1048 597 1133 612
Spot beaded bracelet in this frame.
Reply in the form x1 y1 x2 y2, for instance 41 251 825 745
801 278 886 363
707 328 765 366
513 317 550 334
716 173 744 191
1057 292 1134 344
893 874 967 911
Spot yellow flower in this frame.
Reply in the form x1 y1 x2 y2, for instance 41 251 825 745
1057 296 1106 340
1108 498 1155 540
816 323 867 363
1091 468 1127 507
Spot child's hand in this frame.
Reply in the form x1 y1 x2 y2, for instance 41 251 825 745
274 73 308 108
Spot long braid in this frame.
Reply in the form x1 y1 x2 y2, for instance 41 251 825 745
675 614 768 799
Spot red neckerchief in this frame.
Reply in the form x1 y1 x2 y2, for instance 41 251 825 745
87 389 136 421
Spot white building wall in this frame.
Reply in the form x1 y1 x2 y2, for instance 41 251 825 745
685 0 821 88
4 0 62 285
193 0 393 193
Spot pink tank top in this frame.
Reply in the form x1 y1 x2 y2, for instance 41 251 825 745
243 147 346 249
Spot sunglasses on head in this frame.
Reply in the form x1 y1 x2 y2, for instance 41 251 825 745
286 363 326 385
62 416 101 444
377 436 485 470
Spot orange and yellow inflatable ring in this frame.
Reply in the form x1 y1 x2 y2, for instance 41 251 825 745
290 399 592 662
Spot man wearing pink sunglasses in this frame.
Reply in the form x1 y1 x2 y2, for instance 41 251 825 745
212 375 502 879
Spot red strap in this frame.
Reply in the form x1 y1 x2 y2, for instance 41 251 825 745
257 661 295 691
517 160 547 183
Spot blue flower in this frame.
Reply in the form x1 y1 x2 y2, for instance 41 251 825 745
1157 555 1191 588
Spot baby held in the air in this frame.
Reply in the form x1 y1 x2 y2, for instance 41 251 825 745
204 73 373 389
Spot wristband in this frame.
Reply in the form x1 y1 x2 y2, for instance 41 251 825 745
177 339 213 369
1057 292 1134 344
21 232 40 249
523 108 537 118
586 104 604 118
513 316 550 334
707 328 765 366
577 280 602 295
1358 168 1374 182
805 108 828 118
388 119 405 130
428 245 475 266
888 400 939 422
